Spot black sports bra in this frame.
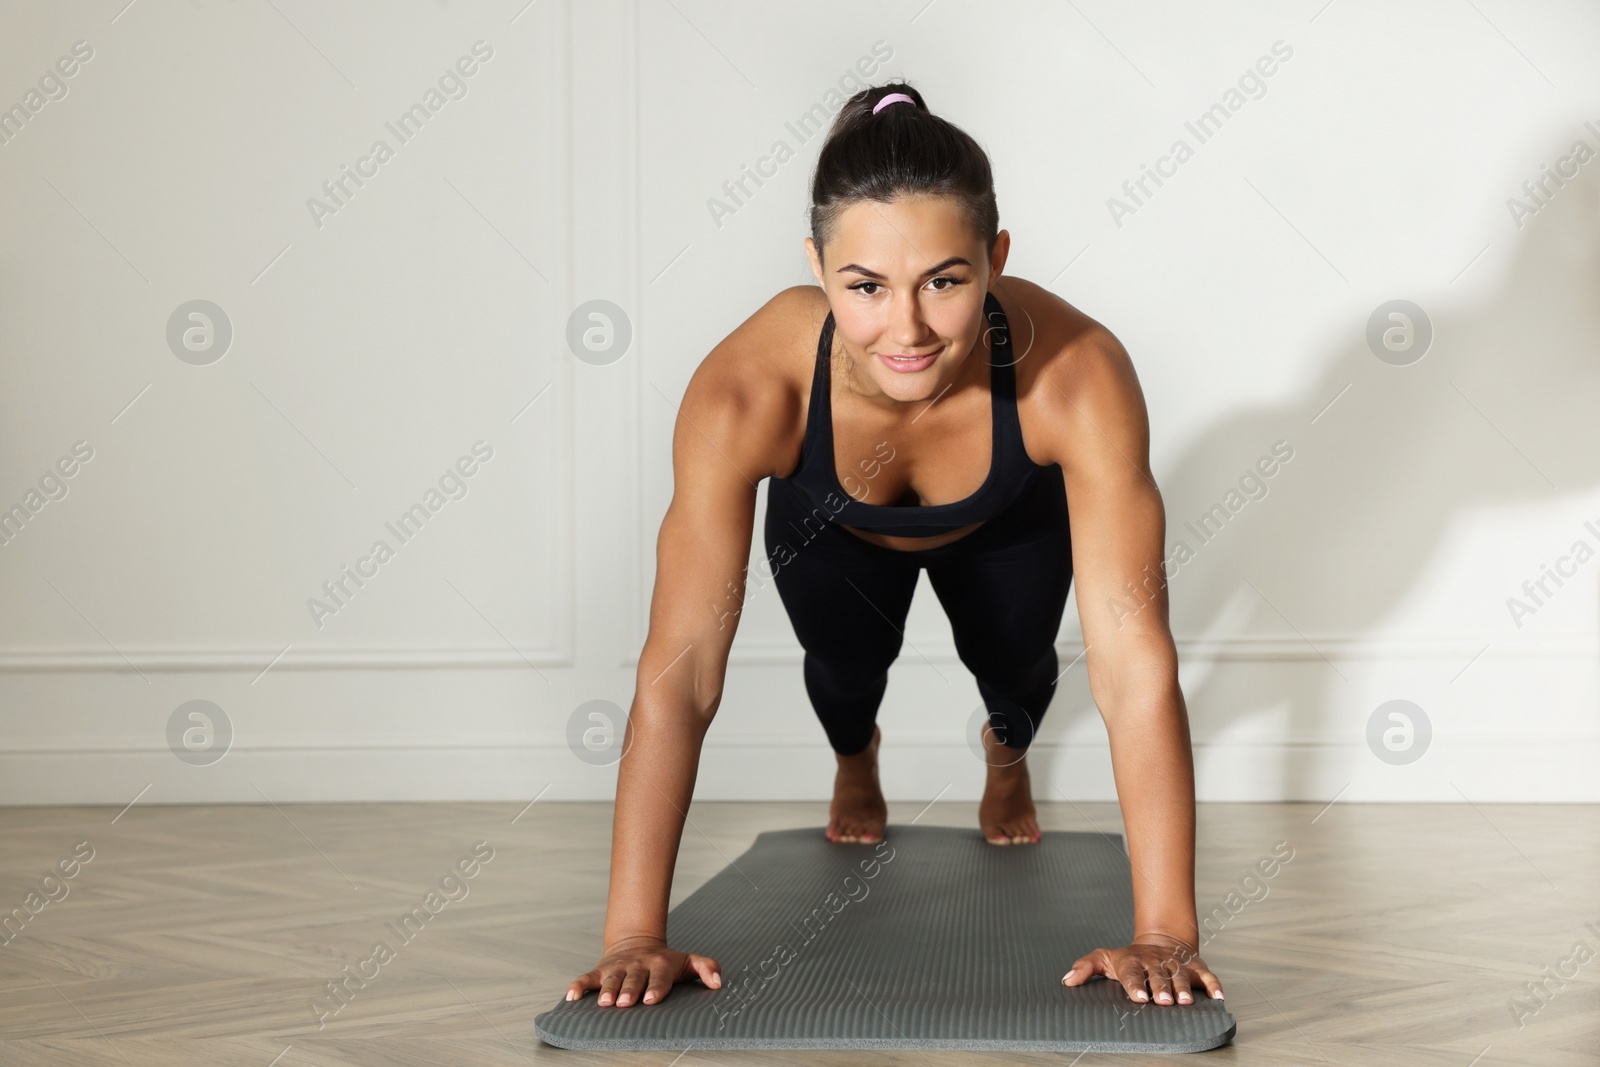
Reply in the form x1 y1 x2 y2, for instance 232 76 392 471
772 290 1053 538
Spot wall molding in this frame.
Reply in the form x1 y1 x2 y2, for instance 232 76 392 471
699 633 1595 666
0 644 571 673
0 631 1585 673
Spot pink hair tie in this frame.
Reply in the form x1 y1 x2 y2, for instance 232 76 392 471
872 92 916 114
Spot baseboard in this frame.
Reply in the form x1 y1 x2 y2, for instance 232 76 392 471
1 736 1594 804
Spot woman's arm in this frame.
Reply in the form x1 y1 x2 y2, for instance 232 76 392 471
1044 325 1224 1007
566 292 810 1009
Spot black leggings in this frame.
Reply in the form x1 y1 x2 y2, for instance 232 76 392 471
763 469 1074 757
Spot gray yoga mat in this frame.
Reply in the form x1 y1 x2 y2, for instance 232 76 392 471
535 824 1236 1053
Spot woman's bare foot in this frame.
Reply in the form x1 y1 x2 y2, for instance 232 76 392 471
978 724 1040 845
826 725 887 843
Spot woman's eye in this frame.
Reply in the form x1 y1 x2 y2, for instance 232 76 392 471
849 277 962 295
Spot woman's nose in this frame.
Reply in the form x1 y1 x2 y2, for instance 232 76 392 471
887 294 928 345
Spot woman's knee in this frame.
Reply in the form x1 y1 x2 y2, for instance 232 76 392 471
804 643 898 696
957 637 1058 694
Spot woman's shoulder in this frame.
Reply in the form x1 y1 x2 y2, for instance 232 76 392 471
676 285 824 479
991 276 1127 379
993 276 1146 468
689 285 822 404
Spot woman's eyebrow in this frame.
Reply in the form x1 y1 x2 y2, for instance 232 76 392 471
834 256 972 280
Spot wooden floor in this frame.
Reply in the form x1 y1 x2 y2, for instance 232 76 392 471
0 799 1596 1066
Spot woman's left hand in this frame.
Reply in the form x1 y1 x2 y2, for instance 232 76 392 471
1062 934 1223 1005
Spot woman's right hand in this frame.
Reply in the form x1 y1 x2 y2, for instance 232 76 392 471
565 935 722 1007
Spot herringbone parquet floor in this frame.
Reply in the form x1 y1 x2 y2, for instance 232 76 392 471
1 800 1595 1065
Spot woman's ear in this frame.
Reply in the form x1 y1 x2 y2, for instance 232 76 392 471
804 237 824 285
989 229 1011 281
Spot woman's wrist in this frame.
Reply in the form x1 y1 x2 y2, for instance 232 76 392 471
1131 925 1200 952
603 927 668 951
1129 930 1204 971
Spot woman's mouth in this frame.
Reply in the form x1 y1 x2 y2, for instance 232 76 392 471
877 351 938 373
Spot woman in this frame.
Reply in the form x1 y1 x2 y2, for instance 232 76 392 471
567 82 1224 1013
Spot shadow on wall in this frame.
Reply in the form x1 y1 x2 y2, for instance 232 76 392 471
1051 142 1600 797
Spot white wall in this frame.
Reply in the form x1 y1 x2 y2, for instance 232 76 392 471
2 0 1597 805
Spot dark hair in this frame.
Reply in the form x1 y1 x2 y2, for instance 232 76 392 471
809 81 999 264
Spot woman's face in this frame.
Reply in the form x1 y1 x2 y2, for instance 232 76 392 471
806 194 1009 405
